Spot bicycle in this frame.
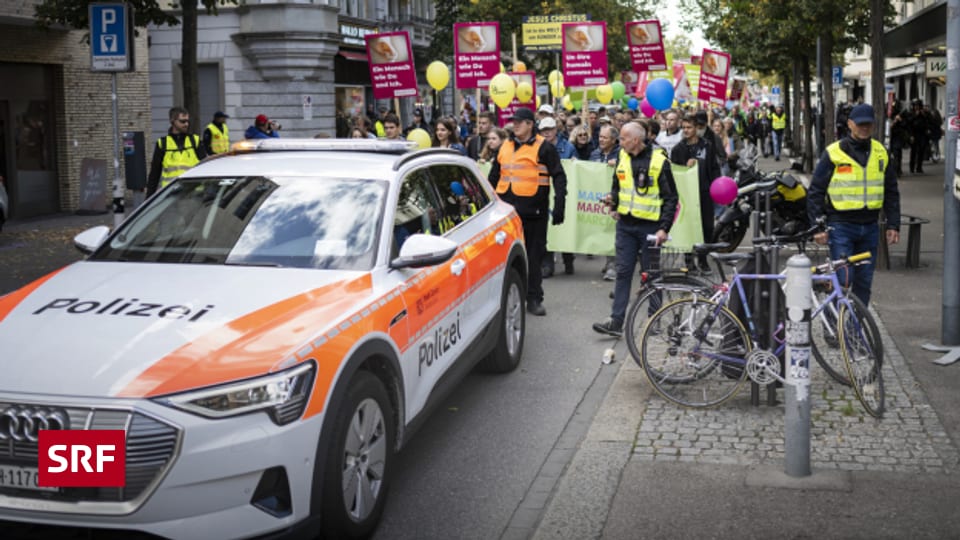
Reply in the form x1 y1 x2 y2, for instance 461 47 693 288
638 228 885 417
624 242 728 368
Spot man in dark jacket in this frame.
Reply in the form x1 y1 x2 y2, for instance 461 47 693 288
906 100 929 174
146 107 207 196
592 122 678 337
671 112 722 273
807 103 900 306
488 107 567 316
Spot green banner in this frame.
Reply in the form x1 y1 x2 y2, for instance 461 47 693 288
479 159 704 255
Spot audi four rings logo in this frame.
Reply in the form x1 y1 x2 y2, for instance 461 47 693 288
0 407 69 442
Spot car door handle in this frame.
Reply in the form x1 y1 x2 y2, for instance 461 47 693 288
495 231 507 245
451 259 466 276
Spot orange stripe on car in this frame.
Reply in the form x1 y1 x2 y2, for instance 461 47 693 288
116 275 377 398
0 269 65 324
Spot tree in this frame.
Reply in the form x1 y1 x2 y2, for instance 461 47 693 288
34 0 235 134
664 34 693 61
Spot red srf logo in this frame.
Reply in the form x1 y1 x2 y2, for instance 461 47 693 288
37 430 126 487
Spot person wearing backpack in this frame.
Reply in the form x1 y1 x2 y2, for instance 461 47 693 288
146 107 206 196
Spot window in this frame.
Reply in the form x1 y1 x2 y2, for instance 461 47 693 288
429 165 490 228
394 168 443 255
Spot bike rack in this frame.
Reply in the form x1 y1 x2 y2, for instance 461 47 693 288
749 189 779 407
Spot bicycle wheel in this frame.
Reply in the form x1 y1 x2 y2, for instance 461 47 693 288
626 274 712 369
641 297 751 408
840 296 885 418
810 285 851 386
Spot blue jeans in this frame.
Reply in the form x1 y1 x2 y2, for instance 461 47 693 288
611 219 659 324
829 221 879 306
772 129 783 159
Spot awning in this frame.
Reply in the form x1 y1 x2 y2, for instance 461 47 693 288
338 50 368 62
882 1 946 58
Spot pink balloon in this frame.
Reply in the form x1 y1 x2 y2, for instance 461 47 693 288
710 176 738 205
640 98 656 118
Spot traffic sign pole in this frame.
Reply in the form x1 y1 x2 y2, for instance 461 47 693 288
90 3 133 226
111 73 124 227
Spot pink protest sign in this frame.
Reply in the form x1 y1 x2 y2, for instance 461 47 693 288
697 48 731 105
454 22 501 89
497 72 537 127
365 32 418 100
626 20 666 72
561 22 608 87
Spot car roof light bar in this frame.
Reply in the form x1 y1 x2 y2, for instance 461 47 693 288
230 139 419 154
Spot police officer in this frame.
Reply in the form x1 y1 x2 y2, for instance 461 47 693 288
488 107 567 316
593 122 679 337
807 103 900 307
146 107 206 196
202 111 230 155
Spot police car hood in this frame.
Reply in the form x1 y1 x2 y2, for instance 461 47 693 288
0 262 375 398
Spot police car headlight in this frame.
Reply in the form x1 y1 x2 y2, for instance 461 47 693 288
157 362 315 425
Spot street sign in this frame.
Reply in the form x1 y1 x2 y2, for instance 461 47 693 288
832 66 842 86
90 3 132 72
772 86 781 95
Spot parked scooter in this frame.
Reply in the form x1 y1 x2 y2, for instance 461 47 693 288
712 155 808 252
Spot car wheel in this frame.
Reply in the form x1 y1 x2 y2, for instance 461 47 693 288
477 267 525 373
321 370 395 540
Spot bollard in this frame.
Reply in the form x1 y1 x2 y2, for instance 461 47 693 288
784 253 812 477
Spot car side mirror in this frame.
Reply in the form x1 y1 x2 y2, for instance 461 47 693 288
73 225 110 255
390 234 458 269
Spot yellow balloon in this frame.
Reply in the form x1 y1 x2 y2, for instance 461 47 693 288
499 62 506 73
426 61 449 92
548 70 563 86
536 95 542 108
595 84 613 104
562 95 573 111
514 61 527 72
489 73 516 109
516 81 534 103
550 79 565 97
406 128 431 149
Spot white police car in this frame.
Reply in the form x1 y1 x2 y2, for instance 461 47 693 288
0 139 528 539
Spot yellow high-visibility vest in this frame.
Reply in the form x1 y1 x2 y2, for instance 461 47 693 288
772 113 786 130
825 140 887 211
206 122 230 154
160 135 201 188
616 148 667 221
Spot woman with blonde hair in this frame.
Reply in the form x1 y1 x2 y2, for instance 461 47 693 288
480 128 508 164
569 124 593 160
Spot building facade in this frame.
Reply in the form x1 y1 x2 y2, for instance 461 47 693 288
147 0 436 145
839 0 946 116
0 0 151 219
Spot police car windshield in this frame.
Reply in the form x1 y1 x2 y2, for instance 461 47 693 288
93 176 387 271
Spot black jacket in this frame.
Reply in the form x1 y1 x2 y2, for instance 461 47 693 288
670 137 721 193
807 136 900 230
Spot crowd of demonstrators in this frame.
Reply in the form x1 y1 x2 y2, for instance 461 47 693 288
883 98 944 177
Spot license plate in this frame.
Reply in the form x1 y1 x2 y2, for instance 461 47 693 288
0 464 58 492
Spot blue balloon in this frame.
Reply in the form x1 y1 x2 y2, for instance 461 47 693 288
646 78 675 111
627 97 639 111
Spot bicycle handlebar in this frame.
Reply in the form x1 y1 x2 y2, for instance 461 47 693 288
812 251 872 274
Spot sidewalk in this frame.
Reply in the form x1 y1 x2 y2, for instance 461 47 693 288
532 154 960 539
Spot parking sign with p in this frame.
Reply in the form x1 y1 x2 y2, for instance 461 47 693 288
90 3 133 72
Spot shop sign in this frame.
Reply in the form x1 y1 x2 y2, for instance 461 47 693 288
341 24 378 47
926 57 947 78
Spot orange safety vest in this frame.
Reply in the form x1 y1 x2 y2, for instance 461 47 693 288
495 136 550 197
